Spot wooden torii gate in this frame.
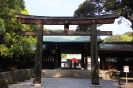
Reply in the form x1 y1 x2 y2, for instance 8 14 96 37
15 13 120 86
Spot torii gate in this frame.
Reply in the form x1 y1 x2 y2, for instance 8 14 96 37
15 13 120 86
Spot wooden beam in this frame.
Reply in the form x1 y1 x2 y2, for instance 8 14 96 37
97 31 112 36
22 30 112 36
15 13 120 25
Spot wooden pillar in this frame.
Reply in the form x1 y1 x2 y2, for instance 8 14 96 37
81 49 84 69
81 49 87 69
33 24 43 84
84 49 87 69
55 49 58 69
58 49 61 68
90 23 99 85
117 57 120 70
100 55 105 70
99 55 104 70
64 24 69 32
55 49 61 69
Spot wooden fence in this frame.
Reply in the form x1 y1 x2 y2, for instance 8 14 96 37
0 69 33 88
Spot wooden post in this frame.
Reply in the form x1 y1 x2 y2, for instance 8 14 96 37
99 56 103 70
84 49 87 69
64 24 69 32
58 49 61 68
81 49 84 69
126 72 127 84
54 49 61 69
55 49 59 69
33 23 43 84
90 23 99 85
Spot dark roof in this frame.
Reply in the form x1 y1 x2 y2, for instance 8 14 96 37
42 37 133 52
99 42 133 51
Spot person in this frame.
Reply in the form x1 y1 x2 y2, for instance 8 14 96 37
69 61 72 68
64 63 66 68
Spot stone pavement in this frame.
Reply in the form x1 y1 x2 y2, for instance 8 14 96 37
8 78 120 88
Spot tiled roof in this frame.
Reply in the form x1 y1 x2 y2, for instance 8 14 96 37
99 42 133 51
43 36 102 42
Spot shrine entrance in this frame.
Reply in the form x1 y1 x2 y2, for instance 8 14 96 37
15 13 120 85
61 54 82 69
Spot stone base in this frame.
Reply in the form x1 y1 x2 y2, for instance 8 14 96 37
90 84 101 88
31 84 43 87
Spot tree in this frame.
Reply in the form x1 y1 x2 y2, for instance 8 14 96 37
104 34 123 42
103 32 133 42
74 0 107 31
104 0 133 25
121 34 132 41
73 1 95 31
0 0 36 59
74 1 95 17
124 32 133 36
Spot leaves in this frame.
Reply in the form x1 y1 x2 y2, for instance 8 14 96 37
74 1 95 17
104 0 133 21
104 32 133 42
104 34 123 42
74 1 95 31
0 0 36 58
10 44 24 57
121 34 132 41
0 44 13 58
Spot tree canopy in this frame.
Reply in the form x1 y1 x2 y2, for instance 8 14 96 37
103 32 133 42
74 0 133 31
73 1 95 31
0 0 37 59
104 0 133 25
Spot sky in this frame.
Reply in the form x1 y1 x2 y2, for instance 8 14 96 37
24 0 133 38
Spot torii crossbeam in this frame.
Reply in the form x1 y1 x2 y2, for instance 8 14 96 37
22 30 112 36
15 13 120 86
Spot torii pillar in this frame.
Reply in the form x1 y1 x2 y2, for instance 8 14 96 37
90 21 99 86
33 23 43 84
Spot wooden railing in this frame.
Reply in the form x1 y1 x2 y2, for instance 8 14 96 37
0 69 33 88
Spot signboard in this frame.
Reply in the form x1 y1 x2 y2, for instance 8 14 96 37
123 66 129 72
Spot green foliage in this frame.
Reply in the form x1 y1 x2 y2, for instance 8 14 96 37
73 1 95 31
0 19 5 34
74 1 95 17
124 32 133 36
104 32 133 42
104 34 123 42
104 0 133 21
61 54 67 59
121 34 132 41
0 44 13 58
0 0 36 58
10 44 24 57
